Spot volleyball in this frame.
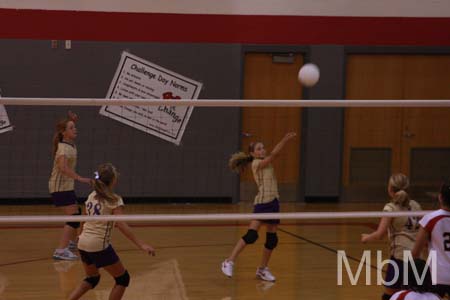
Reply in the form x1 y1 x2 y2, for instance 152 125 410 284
298 63 320 87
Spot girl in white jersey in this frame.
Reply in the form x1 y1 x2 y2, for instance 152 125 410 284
390 259 440 300
69 163 155 300
49 111 91 261
361 174 422 300
221 132 296 282
412 181 450 298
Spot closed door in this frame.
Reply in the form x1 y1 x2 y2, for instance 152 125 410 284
344 55 404 187
402 56 450 184
241 53 303 201
344 55 450 192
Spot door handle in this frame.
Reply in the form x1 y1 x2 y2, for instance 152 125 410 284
403 125 415 138
403 131 416 138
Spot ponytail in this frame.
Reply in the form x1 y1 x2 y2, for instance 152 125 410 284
229 152 253 173
388 173 410 207
392 190 410 207
52 117 71 156
93 179 119 205
52 132 63 156
93 163 119 205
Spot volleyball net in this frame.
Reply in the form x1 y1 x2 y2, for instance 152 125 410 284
0 97 449 209
0 97 448 300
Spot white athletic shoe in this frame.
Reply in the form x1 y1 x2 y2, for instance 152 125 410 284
68 240 78 251
53 248 78 261
256 267 276 282
221 260 234 277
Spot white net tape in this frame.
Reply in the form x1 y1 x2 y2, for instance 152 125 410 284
0 210 433 223
1 98 450 107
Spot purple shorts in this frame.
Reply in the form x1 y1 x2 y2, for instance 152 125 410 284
79 245 120 268
253 198 280 224
384 256 405 289
51 191 77 207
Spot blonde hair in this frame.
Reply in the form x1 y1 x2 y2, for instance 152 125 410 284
52 113 77 156
93 163 120 204
52 118 72 156
389 173 410 207
228 142 258 173
229 152 253 173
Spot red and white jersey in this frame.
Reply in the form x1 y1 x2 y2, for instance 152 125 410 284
390 290 440 300
419 209 450 285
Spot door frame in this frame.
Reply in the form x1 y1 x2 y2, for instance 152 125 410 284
240 45 308 202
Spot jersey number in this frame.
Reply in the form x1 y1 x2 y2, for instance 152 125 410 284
86 202 102 216
444 232 450 251
405 217 419 230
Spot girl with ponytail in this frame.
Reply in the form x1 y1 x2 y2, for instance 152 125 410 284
72 163 155 300
361 173 422 300
49 111 91 261
222 132 296 282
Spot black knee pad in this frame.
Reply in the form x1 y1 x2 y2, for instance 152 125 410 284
84 275 100 288
66 207 81 229
242 229 258 244
264 232 278 250
66 221 80 229
382 293 391 300
115 270 130 287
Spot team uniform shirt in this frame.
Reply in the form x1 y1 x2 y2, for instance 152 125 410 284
390 290 440 300
383 200 422 260
251 158 279 205
78 191 124 252
48 142 77 193
419 209 450 285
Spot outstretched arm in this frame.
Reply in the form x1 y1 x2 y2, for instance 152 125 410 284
361 217 391 243
258 132 296 170
56 155 91 184
113 206 156 256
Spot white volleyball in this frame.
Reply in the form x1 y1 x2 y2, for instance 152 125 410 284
298 63 320 87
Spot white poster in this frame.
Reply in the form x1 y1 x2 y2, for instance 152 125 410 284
0 105 12 134
100 51 202 145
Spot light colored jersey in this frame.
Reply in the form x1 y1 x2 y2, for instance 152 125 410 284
383 200 421 259
78 191 124 252
390 290 440 300
419 209 450 285
48 142 77 193
251 159 279 205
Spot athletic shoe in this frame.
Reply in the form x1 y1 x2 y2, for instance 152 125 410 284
221 260 234 277
53 248 78 261
256 267 276 282
68 240 78 251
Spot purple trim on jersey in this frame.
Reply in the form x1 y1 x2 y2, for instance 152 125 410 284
51 190 77 207
79 244 119 268
253 198 280 224
60 141 75 148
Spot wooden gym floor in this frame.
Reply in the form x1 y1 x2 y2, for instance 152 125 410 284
0 201 438 300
